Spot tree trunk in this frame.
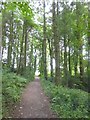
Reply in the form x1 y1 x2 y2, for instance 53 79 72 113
29 43 33 70
34 49 37 74
64 34 68 85
68 37 71 76
87 2 90 92
52 0 60 85
48 38 53 80
74 48 78 76
24 20 28 69
16 40 19 74
69 48 71 75
12 51 16 71
18 21 25 74
76 2 84 81
7 11 13 68
43 0 47 80
2 7 6 57
79 46 84 81
74 3 79 78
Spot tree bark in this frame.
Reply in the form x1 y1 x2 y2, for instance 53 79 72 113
87 2 90 92
18 21 25 74
52 0 60 85
68 36 71 76
34 48 37 73
2 7 6 56
7 11 13 68
16 40 19 74
64 34 68 85
24 20 28 69
76 2 84 81
48 38 53 80
43 0 47 80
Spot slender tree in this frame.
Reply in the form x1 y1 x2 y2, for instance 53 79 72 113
43 0 47 80
52 0 60 85
76 2 84 81
18 21 25 74
24 20 28 69
87 2 90 92
7 11 13 68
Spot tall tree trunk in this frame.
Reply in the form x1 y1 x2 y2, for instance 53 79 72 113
68 36 72 88
48 38 53 80
79 45 84 81
7 11 13 68
87 2 90 92
16 39 19 74
52 0 60 85
12 28 16 71
41 40 44 76
43 0 47 80
74 3 79 78
76 2 84 81
12 50 16 71
68 36 71 76
18 21 25 74
63 5 68 86
24 20 28 69
64 34 68 86
2 7 6 57
34 49 37 74
29 43 33 70
74 48 78 76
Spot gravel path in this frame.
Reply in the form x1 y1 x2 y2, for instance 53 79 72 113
10 77 57 118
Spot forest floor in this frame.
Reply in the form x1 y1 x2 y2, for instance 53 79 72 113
10 77 57 118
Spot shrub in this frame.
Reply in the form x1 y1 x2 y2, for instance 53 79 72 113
23 66 35 81
41 79 90 118
2 69 30 117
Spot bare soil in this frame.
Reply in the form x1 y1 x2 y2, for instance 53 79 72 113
10 77 57 118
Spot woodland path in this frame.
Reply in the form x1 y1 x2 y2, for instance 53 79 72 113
11 77 57 118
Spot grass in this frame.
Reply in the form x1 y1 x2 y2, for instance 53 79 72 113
41 78 90 118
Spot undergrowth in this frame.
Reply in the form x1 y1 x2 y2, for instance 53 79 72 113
2 69 33 117
41 79 90 118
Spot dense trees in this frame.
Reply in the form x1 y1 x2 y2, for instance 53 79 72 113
2 2 36 78
87 2 90 92
1 1 90 119
2 1 89 91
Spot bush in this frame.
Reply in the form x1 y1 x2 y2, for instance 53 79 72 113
23 66 35 81
41 79 90 118
2 69 30 117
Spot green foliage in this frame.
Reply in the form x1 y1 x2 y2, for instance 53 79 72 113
2 69 30 117
23 66 35 81
41 79 89 118
0 95 2 119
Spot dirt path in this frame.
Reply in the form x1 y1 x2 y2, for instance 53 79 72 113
10 77 57 118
